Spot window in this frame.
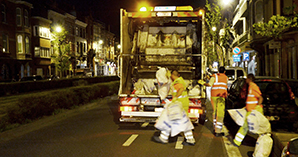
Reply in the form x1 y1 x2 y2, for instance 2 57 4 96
39 26 50 38
2 34 8 53
76 27 79 36
33 26 38 36
17 35 23 53
283 0 293 15
34 47 50 58
25 36 30 54
1 4 6 23
24 9 29 27
255 0 263 23
34 47 40 56
237 70 244 78
16 8 21 26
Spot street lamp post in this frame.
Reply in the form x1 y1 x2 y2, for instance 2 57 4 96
212 26 217 64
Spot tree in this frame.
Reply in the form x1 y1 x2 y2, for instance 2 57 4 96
253 7 298 39
51 26 71 77
204 0 232 66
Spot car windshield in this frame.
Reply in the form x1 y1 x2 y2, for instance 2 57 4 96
225 70 235 80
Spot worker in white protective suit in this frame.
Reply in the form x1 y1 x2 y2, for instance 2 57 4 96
153 70 195 146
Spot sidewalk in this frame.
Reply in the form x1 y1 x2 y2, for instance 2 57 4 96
271 132 298 157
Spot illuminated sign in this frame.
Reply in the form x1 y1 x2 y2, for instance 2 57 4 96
154 6 176 11
156 12 172 17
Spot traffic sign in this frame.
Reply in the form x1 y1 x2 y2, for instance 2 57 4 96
233 55 241 62
233 47 241 55
243 52 249 61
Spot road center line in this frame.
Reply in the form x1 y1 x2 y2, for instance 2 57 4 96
141 122 149 127
122 134 139 146
175 136 184 149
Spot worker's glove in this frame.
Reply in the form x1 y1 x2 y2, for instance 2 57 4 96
198 79 206 85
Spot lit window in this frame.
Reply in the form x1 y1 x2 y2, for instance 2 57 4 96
2 34 8 53
35 47 40 57
17 35 23 53
39 27 50 38
16 8 21 26
1 4 6 23
24 9 29 27
25 36 30 54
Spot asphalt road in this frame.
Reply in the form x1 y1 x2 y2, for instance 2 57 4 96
0 96 257 157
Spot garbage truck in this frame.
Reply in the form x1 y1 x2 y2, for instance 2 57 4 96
118 6 207 124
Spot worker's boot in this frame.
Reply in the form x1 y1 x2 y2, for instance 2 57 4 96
152 131 169 144
183 130 195 146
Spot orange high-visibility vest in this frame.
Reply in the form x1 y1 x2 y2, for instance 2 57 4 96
246 82 262 111
211 73 228 98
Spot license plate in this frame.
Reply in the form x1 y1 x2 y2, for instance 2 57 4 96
141 98 160 105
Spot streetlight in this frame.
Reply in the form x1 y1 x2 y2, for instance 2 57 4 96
55 26 62 33
212 26 217 32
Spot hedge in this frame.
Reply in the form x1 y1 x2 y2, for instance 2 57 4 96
0 76 119 97
0 81 119 132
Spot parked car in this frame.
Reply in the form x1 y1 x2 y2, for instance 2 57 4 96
225 67 247 89
20 75 44 82
281 137 298 157
226 76 298 131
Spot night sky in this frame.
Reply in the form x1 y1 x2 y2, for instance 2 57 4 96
55 0 206 38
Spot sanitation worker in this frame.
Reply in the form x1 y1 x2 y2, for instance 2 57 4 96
230 74 264 147
153 69 195 145
198 66 228 137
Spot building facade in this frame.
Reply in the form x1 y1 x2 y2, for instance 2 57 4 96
231 0 298 79
0 0 33 81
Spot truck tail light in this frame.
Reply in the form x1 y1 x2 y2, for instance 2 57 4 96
120 106 137 112
189 108 203 114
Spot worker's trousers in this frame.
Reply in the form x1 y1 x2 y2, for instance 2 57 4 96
211 97 225 133
233 105 264 146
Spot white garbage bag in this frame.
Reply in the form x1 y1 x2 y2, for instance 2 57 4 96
253 133 273 157
247 110 271 134
188 85 201 96
156 68 171 100
167 101 183 121
228 108 247 126
141 79 156 93
155 102 194 137
134 79 145 95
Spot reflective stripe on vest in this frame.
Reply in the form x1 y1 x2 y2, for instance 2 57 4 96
211 74 228 97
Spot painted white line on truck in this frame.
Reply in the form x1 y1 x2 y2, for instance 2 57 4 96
141 122 149 127
122 134 139 146
175 136 184 149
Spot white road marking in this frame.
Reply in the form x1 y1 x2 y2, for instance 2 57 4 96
222 126 242 157
122 134 139 146
175 136 184 149
141 122 149 127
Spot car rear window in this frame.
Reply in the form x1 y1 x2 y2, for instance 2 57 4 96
225 70 235 80
256 82 287 93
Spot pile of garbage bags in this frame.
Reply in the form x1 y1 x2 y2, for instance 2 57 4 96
228 108 273 157
132 67 201 98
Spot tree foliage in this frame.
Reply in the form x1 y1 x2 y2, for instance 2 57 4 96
204 0 232 66
51 27 71 77
253 8 298 39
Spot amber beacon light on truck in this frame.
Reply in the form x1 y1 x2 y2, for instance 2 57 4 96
128 6 204 18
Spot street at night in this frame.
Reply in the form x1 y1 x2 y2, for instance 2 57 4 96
0 95 259 157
